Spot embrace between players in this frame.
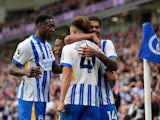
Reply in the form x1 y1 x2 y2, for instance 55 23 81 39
9 14 118 120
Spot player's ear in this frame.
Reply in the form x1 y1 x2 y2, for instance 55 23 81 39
73 30 77 34
36 22 44 29
36 23 40 30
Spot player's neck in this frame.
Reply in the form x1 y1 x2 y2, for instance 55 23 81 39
34 31 46 42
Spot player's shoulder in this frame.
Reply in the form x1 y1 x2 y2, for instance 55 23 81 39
62 43 74 50
45 41 52 47
18 36 32 48
101 39 112 43
64 42 75 47
101 39 114 46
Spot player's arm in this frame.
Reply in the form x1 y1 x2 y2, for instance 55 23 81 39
56 66 72 112
9 42 42 78
52 63 62 74
64 33 101 47
105 71 116 88
9 63 41 78
96 52 118 71
78 45 118 71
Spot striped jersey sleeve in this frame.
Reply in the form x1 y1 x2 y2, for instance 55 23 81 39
101 39 118 58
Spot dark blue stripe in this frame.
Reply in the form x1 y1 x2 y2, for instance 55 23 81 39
102 40 107 54
48 71 52 101
37 42 45 59
20 80 25 99
42 71 47 101
44 44 49 58
30 40 41 101
79 84 84 105
60 63 72 68
52 60 56 64
105 68 110 72
30 41 40 66
88 85 91 106
49 71 52 81
12 59 23 67
104 74 111 104
71 84 76 104
98 71 103 105
35 79 40 102
46 44 52 58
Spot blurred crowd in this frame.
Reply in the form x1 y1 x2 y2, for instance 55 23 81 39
0 0 105 33
108 26 160 120
0 25 159 120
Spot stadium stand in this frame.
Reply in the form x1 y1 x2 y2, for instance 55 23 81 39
0 0 159 119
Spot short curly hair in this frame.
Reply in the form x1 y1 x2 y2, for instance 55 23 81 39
35 14 53 26
71 16 90 33
89 16 102 27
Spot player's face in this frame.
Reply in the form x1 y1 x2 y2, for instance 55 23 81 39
40 19 55 41
53 39 64 58
89 20 101 38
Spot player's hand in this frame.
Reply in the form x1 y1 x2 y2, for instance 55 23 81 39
56 101 65 113
105 71 116 81
26 66 42 78
90 34 101 48
77 45 97 57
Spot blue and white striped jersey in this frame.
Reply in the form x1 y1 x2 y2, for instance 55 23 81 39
60 40 102 107
12 35 56 102
98 39 118 105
